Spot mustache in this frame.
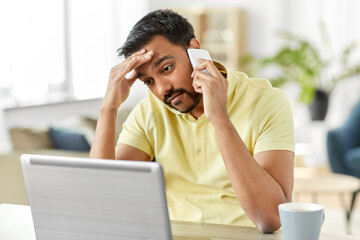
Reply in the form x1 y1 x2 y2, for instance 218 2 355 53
163 88 187 105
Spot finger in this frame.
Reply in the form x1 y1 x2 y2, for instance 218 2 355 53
194 87 203 93
118 49 146 68
123 50 153 75
192 70 214 85
132 50 153 69
125 48 147 62
125 69 136 80
123 56 138 73
192 81 203 93
194 70 214 81
192 76 206 94
126 71 138 87
113 49 149 73
196 59 219 77
191 67 211 79
192 70 226 94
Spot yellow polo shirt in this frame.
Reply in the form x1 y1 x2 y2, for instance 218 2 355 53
118 62 294 227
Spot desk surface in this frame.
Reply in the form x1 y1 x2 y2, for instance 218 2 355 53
0 204 357 240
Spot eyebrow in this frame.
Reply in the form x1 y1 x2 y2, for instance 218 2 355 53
137 55 174 79
154 55 173 68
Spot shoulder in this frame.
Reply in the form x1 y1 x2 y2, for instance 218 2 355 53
226 69 292 121
226 69 278 109
125 91 154 126
228 70 272 90
127 90 173 125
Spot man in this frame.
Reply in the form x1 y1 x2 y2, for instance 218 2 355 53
90 9 294 233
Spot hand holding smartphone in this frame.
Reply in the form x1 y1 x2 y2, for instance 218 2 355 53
187 48 212 75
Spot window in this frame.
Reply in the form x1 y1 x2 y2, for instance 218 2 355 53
69 0 149 100
0 0 65 105
0 0 149 107
69 0 119 99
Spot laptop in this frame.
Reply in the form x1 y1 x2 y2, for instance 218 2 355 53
21 154 175 240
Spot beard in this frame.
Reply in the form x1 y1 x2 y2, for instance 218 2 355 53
163 88 202 113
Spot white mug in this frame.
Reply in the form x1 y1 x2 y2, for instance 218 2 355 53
278 202 325 240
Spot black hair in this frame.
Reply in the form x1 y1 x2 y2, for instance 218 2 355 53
118 9 195 58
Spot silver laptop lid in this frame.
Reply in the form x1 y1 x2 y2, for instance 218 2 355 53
21 154 172 240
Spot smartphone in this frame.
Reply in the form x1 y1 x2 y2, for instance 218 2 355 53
187 48 212 75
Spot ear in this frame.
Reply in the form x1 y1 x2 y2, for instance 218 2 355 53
188 38 200 49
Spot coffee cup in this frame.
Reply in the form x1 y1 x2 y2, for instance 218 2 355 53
278 202 325 240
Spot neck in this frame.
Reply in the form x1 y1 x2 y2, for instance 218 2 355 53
190 99 204 120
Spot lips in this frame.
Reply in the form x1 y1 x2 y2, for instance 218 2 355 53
167 92 183 105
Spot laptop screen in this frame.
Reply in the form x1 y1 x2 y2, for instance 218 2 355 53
21 154 172 240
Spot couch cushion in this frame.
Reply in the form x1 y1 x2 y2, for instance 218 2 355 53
344 147 360 171
9 127 53 150
49 127 90 151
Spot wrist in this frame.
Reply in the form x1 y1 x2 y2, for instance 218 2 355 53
100 104 118 115
209 110 231 128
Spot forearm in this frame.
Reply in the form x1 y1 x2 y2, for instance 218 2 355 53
89 106 118 159
212 115 287 233
89 49 153 159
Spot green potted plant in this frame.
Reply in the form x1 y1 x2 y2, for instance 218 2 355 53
241 26 360 120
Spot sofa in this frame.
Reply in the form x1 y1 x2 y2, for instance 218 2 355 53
0 107 132 205
0 149 90 205
327 100 360 220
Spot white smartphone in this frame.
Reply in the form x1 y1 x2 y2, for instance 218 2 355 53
187 48 212 75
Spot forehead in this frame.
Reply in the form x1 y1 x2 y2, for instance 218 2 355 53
135 36 186 74
142 35 180 53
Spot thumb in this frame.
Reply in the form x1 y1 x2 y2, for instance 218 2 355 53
125 70 137 87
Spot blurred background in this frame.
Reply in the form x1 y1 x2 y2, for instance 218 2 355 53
0 0 360 236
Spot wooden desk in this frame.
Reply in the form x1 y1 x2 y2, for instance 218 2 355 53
0 204 357 240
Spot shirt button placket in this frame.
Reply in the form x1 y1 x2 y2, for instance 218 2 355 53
195 118 207 173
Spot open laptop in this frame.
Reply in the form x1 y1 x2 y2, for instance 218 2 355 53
21 154 176 240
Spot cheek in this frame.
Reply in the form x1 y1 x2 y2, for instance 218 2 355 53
174 66 194 87
147 85 162 99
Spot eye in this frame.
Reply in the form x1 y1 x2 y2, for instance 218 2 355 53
162 65 173 73
143 78 153 86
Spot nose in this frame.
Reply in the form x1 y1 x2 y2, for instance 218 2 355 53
156 79 172 97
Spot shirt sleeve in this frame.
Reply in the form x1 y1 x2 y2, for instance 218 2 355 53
253 88 295 154
117 100 155 159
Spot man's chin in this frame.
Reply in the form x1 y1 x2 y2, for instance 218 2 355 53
177 104 198 113
166 103 188 113
163 91 202 113
169 96 202 113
